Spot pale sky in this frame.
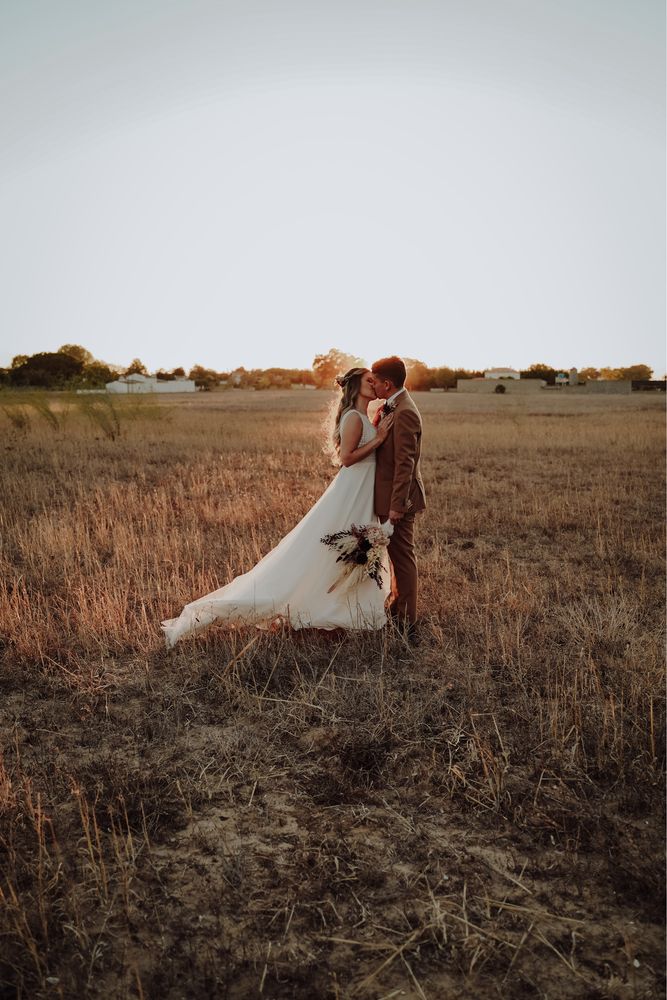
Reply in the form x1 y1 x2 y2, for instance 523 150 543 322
1 0 665 376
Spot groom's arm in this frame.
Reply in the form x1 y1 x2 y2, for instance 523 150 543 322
390 409 420 515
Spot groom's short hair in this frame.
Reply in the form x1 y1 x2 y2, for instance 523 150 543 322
372 356 406 388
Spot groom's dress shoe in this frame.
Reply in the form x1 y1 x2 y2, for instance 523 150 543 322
389 612 421 645
406 623 421 646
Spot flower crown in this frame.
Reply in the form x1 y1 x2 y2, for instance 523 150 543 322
334 368 365 389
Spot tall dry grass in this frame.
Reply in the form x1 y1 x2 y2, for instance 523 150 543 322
0 389 664 999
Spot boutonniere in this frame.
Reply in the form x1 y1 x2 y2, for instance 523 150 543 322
382 400 397 416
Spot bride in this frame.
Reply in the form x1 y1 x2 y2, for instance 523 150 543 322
161 367 395 647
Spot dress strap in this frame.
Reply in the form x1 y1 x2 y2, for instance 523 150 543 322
339 409 362 429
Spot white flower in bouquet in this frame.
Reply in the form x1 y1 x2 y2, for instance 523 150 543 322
321 520 393 593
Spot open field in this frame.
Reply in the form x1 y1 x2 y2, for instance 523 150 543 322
0 389 665 999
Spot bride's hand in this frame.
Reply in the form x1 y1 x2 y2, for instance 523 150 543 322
375 413 394 443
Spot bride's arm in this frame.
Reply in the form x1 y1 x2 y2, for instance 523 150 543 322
339 412 393 467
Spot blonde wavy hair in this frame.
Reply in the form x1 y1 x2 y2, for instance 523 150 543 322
325 366 369 465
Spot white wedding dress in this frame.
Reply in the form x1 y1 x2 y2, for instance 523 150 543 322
161 411 390 647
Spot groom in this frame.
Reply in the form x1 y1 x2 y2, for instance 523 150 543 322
371 356 426 637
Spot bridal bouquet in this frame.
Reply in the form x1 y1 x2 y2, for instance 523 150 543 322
321 521 393 593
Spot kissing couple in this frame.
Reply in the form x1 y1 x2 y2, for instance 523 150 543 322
162 356 426 647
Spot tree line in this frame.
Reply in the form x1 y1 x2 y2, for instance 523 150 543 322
1 345 654 391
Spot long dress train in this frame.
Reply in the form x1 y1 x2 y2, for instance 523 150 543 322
161 411 389 647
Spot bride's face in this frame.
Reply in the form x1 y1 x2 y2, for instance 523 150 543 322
358 372 377 401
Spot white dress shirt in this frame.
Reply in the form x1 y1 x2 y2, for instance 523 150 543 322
385 387 406 409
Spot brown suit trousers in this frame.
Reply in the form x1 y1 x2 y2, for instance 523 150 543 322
375 391 425 625
386 513 418 624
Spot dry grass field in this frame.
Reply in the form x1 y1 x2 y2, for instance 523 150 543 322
0 388 665 1000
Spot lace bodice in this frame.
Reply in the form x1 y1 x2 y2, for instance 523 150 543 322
340 410 377 462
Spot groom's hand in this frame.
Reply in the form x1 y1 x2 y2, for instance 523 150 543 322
389 509 404 523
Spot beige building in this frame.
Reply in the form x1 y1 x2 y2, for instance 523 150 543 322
483 367 520 379
457 378 546 393
105 373 196 394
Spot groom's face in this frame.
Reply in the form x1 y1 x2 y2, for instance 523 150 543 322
371 373 393 400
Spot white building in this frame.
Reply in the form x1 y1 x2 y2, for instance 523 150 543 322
105 373 196 394
483 367 520 380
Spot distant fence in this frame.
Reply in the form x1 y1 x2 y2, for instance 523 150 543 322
454 378 661 395
631 380 666 392
456 379 546 393
584 380 632 394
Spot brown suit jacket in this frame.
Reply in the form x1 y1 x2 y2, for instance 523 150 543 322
374 390 426 517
